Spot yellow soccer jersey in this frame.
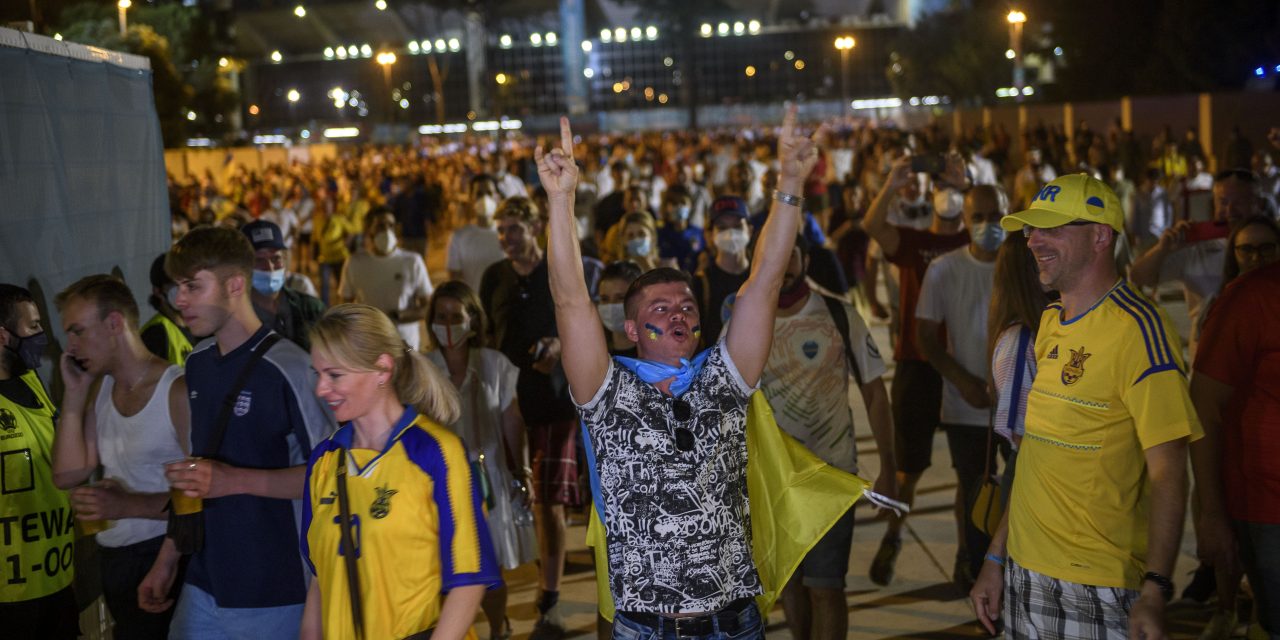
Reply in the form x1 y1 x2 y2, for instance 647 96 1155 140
0 371 75 602
302 407 500 640
1008 281 1201 590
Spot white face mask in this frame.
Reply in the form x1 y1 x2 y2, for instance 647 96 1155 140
933 189 965 220
475 195 498 222
714 227 750 254
597 303 626 333
431 322 471 348
373 229 397 254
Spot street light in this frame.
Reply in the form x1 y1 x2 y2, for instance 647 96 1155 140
1007 10 1027 100
117 0 130 37
834 36 855 107
376 52 397 121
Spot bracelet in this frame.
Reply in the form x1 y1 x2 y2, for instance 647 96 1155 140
984 553 1005 567
772 190 804 207
1142 571 1175 602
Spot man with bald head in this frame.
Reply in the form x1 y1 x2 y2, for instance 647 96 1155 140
915 184 1011 588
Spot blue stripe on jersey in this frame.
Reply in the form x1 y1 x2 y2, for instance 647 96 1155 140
401 424 499 589
1005 325 1032 435
1134 362 1182 385
401 428 460 581
300 435 344 575
1109 293 1160 368
1116 284 1178 370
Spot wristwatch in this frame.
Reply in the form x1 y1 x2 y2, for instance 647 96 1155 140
1142 571 1174 602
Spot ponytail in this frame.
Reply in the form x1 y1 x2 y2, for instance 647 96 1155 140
395 349 460 426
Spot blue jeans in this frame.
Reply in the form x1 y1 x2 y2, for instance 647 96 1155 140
168 584 304 640
613 602 763 640
1235 520 1280 636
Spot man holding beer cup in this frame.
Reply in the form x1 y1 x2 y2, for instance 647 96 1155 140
50 275 191 639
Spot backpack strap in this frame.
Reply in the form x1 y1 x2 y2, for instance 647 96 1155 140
820 294 865 386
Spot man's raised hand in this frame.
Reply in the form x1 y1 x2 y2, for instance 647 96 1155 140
535 116 579 200
777 103 825 183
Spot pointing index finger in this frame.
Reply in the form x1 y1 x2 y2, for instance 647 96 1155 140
780 102 797 141
559 116 574 156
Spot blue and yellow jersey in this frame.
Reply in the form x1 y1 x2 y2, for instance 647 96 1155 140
1009 280 1202 590
302 406 500 640
0 371 74 602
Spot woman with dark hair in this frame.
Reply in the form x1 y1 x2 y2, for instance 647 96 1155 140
969 232 1050 622
985 232 1050 482
426 280 532 640
1222 215 1280 282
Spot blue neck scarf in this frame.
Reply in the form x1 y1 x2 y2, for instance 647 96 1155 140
614 348 711 398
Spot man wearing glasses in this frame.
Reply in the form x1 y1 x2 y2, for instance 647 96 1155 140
538 105 821 639
970 174 1201 640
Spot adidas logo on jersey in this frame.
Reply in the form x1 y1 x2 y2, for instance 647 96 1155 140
1047 345 1059 360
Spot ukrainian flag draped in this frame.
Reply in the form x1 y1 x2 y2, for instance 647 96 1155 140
588 391 871 621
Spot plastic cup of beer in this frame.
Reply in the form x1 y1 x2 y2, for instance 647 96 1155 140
73 474 111 537
165 457 204 515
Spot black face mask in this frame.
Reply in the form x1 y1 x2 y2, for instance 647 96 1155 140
5 330 48 372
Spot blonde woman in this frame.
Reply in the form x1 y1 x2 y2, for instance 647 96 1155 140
301 304 500 640
426 280 534 640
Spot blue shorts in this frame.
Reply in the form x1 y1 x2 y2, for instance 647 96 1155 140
168 584 304 640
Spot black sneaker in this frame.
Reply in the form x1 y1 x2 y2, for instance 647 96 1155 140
1180 564 1216 604
870 535 902 586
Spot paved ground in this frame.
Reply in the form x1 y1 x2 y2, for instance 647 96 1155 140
422 233 1227 639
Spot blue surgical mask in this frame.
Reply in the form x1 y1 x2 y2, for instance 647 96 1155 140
671 205 691 222
970 222 1006 252
252 269 286 295
626 236 652 258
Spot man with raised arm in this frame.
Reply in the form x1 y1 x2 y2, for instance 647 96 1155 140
538 105 820 638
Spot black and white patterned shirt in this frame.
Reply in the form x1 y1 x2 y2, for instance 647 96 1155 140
577 340 761 613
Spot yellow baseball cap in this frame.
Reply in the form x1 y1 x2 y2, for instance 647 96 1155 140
999 173 1124 234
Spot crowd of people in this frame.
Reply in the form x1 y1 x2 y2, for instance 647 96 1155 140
3 108 1279 640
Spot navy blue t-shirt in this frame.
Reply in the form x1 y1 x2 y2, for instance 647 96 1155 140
183 326 336 608
657 224 706 274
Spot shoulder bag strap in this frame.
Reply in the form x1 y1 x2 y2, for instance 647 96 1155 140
335 448 365 640
199 333 283 457
820 294 865 386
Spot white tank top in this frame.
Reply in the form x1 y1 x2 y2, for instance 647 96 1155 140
94 365 187 547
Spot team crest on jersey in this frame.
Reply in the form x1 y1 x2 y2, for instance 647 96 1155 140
1061 346 1091 385
370 485 397 519
233 391 252 417
0 408 15 432
802 340 819 359
1047 345 1059 360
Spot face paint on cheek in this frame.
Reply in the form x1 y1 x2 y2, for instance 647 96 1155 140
691 325 702 339
644 323 664 341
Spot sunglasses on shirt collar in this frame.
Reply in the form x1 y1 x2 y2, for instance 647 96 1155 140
670 398 695 452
